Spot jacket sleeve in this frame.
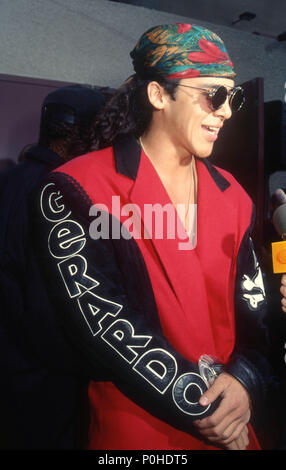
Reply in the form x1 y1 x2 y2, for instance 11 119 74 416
30 171 220 436
224 210 274 423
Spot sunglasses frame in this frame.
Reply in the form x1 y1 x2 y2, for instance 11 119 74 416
177 84 245 112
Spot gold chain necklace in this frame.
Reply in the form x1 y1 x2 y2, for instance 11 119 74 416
185 158 193 227
139 137 147 156
139 136 197 232
185 156 197 238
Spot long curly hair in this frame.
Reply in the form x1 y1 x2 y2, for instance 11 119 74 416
42 120 93 158
89 74 179 150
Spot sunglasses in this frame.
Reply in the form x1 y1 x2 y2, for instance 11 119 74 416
177 84 245 112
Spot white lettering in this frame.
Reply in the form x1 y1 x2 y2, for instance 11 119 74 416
40 183 71 222
172 372 210 416
42 185 209 417
133 348 178 394
48 219 86 258
57 255 99 298
101 319 152 363
78 290 122 336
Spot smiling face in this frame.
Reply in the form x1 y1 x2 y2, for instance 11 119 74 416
161 76 235 159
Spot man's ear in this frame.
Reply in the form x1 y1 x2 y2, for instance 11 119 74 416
146 81 167 110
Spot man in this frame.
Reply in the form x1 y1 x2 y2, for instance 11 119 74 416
0 84 106 449
31 24 272 450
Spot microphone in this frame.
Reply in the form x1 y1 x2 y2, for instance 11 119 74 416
271 188 286 273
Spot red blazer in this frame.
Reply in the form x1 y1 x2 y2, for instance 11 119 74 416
33 136 270 449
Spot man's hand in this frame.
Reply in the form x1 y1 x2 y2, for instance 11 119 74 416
280 274 286 313
193 372 251 450
225 425 249 450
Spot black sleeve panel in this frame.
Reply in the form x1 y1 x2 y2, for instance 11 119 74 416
30 172 220 436
224 210 274 423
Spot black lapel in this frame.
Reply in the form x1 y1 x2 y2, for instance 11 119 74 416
113 134 141 180
200 158 231 192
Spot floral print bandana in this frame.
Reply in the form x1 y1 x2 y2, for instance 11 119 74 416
130 23 235 79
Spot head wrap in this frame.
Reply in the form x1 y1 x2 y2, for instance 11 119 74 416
130 23 235 80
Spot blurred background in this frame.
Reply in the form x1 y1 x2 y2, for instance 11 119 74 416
0 0 286 449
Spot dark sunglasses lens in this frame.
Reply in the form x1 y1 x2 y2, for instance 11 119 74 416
211 86 228 110
230 87 245 112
